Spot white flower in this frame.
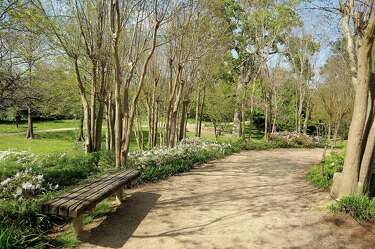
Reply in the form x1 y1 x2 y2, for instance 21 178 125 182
15 187 22 197
1 178 11 186
22 182 34 190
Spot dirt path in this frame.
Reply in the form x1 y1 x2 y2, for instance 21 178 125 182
80 149 375 249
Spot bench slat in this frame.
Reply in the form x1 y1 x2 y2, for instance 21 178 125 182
61 170 138 217
70 170 139 217
42 171 122 215
56 170 133 217
42 170 124 215
42 168 140 218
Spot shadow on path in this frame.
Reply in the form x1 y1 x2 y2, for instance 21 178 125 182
82 192 160 248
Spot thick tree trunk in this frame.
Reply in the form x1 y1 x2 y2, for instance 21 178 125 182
357 83 375 194
357 113 375 195
335 40 373 198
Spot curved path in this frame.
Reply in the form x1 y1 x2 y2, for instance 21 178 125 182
80 149 375 249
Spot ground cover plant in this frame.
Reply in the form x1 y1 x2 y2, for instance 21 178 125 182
330 196 375 222
307 152 344 189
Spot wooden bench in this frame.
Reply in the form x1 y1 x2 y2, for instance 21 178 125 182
42 168 140 234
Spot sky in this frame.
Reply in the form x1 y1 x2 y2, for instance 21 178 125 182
297 0 342 71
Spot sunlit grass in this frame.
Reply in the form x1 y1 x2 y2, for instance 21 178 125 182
0 120 79 134
0 130 82 153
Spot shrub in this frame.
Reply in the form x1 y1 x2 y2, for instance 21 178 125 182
330 195 375 222
0 194 56 249
307 152 344 189
0 152 100 248
269 132 315 148
0 152 100 199
131 138 233 183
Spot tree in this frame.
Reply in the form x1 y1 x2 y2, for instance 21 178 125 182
331 0 375 198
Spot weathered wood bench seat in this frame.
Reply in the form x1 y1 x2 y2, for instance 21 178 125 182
42 168 140 233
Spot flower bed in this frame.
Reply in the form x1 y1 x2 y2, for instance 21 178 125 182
128 138 234 183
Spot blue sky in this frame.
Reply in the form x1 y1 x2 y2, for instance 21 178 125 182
297 0 342 69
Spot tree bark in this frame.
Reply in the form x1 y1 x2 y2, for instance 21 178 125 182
77 114 84 142
179 99 189 141
303 103 310 135
120 21 161 165
335 7 375 197
26 106 34 139
198 85 206 137
73 58 93 152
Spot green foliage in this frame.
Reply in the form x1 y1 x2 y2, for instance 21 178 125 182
0 194 56 249
330 196 375 222
0 152 100 191
0 152 101 248
307 152 344 189
53 231 80 248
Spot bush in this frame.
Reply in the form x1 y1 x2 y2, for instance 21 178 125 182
307 152 344 189
330 195 375 222
269 132 316 148
0 152 100 249
0 152 100 199
131 138 234 183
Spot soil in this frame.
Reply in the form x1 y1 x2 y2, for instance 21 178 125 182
80 149 375 249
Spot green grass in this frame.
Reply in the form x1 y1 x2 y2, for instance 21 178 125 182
307 152 344 189
0 130 82 153
330 195 375 222
0 128 152 154
0 120 79 134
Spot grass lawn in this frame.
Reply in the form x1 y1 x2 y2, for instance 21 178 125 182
0 122 144 153
0 130 82 153
0 120 79 134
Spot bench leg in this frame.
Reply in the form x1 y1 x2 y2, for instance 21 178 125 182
72 215 84 235
116 189 124 203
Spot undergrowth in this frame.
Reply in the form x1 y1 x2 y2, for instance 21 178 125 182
330 195 375 222
307 152 344 189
